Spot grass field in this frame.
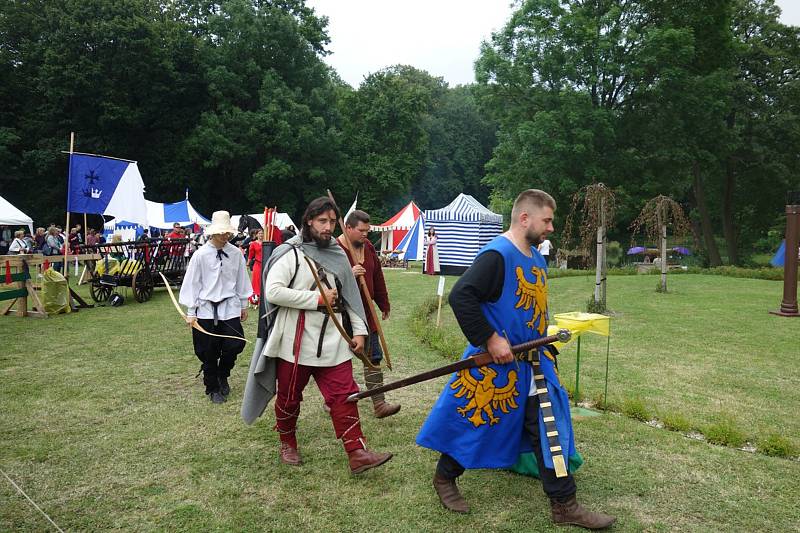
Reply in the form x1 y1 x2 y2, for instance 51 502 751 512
2 269 799 531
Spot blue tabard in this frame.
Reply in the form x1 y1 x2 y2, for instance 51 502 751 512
416 235 575 470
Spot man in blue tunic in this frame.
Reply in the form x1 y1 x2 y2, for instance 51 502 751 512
416 190 615 529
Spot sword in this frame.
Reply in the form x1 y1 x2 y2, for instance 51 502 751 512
346 329 571 402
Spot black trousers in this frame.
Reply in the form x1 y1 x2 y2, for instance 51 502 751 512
437 394 577 500
192 318 246 393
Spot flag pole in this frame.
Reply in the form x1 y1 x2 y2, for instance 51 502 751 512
63 132 75 277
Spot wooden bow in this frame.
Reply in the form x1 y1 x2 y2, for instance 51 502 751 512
158 272 249 343
302 255 379 370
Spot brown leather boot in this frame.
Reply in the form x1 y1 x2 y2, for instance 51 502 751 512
279 442 302 466
433 473 469 513
347 448 393 474
550 495 615 529
365 367 401 418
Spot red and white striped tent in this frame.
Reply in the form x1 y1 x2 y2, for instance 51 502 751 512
372 201 421 252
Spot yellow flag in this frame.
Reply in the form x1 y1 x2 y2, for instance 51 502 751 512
548 312 610 349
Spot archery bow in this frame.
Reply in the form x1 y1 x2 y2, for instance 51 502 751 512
302 255 380 370
158 272 249 343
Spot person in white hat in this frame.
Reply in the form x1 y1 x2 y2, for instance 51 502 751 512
180 211 253 404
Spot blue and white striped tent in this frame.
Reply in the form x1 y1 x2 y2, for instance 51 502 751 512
424 194 503 275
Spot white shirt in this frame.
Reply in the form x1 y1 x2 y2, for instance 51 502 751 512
9 238 27 253
262 247 368 367
538 239 552 256
179 242 253 320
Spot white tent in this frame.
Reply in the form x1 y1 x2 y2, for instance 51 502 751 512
103 194 212 238
0 195 34 234
231 213 298 232
144 198 211 229
424 194 503 275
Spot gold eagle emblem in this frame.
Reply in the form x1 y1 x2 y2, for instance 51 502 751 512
514 266 548 334
451 367 519 427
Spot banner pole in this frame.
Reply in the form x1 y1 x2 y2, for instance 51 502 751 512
63 132 75 277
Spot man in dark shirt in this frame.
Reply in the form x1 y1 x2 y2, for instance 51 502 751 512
337 210 400 418
417 189 615 530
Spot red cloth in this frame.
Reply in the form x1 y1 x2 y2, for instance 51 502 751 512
338 239 390 332
264 226 283 244
247 240 263 300
274 359 365 452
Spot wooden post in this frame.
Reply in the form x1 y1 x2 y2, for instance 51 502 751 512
63 132 75 278
660 224 668 291
771 198 800 316
435 276 445 327
594 197 606 306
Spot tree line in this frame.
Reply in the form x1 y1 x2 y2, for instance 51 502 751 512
1 0 797 265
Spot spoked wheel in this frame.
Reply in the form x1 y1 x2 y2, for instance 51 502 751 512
132 269 154 302
90 277 113 303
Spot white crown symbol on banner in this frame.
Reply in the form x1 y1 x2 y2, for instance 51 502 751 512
90 188 102 199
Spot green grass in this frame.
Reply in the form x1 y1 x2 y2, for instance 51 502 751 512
2 270 800 531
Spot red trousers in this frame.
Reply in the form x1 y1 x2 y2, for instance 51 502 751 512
274 358 366 453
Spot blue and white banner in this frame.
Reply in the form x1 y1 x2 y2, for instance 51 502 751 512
67 154 148 227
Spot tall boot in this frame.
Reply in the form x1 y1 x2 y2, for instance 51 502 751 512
329 402 392 474
550 495 615 529
274 399 301 465
364 367 400 418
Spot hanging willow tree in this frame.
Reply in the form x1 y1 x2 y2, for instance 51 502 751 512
629 195 691 292
562 183 616 312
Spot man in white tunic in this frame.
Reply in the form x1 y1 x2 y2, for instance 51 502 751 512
241 197 392 474
180 211 252 404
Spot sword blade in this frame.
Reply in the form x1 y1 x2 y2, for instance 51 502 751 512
346 330 570 402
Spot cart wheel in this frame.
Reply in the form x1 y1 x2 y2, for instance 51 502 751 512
89 277 113 303
132 269 154 302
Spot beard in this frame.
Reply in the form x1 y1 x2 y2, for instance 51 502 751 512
311 228 331 248
526 228 545 248
352 239 364 248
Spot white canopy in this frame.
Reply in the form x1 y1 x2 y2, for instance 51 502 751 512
0 194 34 234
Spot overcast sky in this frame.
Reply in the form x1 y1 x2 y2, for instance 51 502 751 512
307 0 800 88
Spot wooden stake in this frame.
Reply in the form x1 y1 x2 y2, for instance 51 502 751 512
435 275 445 327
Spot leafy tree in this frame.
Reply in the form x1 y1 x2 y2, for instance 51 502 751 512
412 85 495 208
179 0 342 218
338 65 446 219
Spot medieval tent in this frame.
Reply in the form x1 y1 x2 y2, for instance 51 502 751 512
423 194 503 275
0 195 34 234
372 201 421 252
104 194 211 239
395 214 426 260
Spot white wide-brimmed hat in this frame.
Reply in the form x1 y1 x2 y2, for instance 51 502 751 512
206 211 238 236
